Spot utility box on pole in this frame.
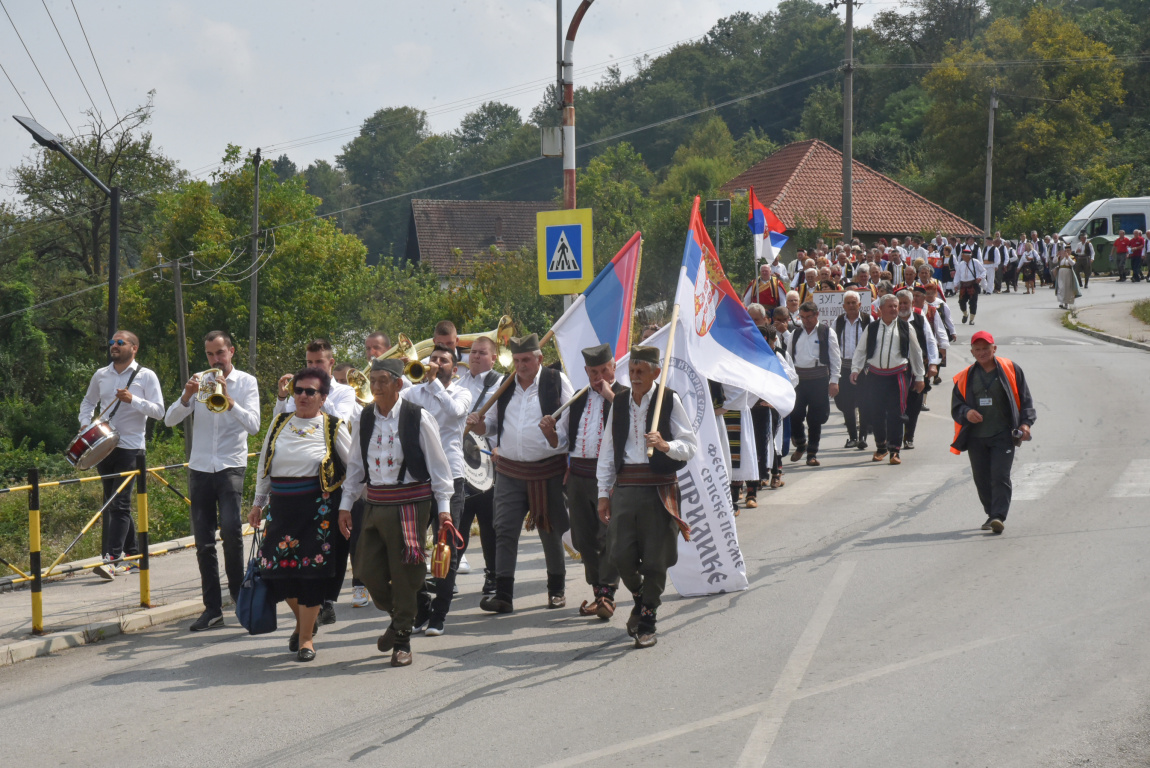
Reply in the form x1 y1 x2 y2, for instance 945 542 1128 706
541 127 563 158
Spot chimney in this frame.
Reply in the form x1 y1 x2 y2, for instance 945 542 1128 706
494 216 504 245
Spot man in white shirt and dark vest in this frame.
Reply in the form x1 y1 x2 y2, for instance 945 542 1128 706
402 344 472 636
898 289 940 450
850 294 925 465
340 358 454 667
595 346 698 649
789 300 840 467
540 343 625 620
834 291 871 451
953 247 987 325
80 330 165 580
163 331 261 630
467 334 575 614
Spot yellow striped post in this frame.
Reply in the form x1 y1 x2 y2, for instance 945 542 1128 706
136 454 151 607
28 468 43 635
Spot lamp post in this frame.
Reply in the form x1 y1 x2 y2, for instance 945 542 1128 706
13 115 121 347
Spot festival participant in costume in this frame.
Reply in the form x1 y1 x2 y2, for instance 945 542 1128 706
596 346 698 649
953 247 986 325
788 301 840 467
797 268 820 304
467 334 575 613
455 335 503 595
742 263 787 309
249 367 351 663
402 344 472 636
924 282 955 385
1055 247 1080 309
164 331 260 631
81 330 165 580
898 290 940 450
850 294 925 465
834 291 871 451
1018 241 1040 293
540 343 624 619
718 383 757 512
950 331 1036 535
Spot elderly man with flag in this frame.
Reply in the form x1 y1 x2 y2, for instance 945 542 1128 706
743 188 789 309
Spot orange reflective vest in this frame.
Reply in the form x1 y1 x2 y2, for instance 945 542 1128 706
951 358 1020 455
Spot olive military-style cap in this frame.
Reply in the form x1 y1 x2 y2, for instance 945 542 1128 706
581 343 612 367
508 334 540 354
371 358 404 377
630 345 661 365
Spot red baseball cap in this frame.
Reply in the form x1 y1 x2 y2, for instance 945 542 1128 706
970 331 995 345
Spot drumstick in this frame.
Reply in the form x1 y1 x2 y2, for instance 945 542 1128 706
551 386 589 420
464 329 555 435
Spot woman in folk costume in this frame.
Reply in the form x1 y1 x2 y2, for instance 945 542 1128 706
1055 247 1081 310
712 382 758 513
249 367 352 663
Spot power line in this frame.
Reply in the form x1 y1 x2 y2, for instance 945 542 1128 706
41 0 100 120
0 0 75 134
68 0 118 121
0 57 35 117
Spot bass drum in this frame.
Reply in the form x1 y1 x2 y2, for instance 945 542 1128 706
462 432 495 495
65 419 120 470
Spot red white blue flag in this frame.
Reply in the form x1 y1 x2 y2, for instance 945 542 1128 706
748 186 788 264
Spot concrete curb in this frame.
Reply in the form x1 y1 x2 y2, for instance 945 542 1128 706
1 597 217 668
1066 314 1150 353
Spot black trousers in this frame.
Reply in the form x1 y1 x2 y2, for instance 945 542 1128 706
1131 255 1144 282
791 375 831 456
958 288 979 316
833 364 868 442
459 485 496 572
347 499 365 588
865 373 904 452
966 431 1015 521
97 447 142 560
750 404 769 482
188 467 245 614
904 378 930 442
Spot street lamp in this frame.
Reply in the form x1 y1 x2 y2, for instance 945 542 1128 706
13 115 121 347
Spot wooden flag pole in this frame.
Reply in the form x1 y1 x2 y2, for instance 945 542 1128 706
646 303 681 457
465 329 556 435
551 386 589 420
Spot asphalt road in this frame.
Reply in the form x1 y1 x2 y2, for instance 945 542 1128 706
5 282 1150 767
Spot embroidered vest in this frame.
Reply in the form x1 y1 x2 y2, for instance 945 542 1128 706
357 400 428 483
263 412 346 492
611 387 688 476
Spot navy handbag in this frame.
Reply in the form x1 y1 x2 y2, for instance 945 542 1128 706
235 530 278 635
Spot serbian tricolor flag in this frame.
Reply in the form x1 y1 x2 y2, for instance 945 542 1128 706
748 186 788 264
674 198 795 415
553 231 643 390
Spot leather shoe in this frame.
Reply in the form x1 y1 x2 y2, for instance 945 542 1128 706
745 496 758 508
634 631 657 649
296 647 316 662
806 457 820 467
391 648 412 667
548 594 566 609
989 518 1004 534
479 596 514 614
288 632 300 653
377 627 398 653
844 438 858 448
857 439 868 451
903 439 915 450
769 475 784 489
626 612 641 638
872 450 888 462
595 597 615 620
981 518 994 531
790 446 806 462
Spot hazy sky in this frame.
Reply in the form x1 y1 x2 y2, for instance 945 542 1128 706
1 1 881 200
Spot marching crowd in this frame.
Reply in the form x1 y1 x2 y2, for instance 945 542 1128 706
76 229 1037 667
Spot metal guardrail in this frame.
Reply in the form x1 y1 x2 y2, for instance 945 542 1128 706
1 453 257 636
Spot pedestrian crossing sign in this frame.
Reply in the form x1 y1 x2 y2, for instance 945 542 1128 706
537 208 594 295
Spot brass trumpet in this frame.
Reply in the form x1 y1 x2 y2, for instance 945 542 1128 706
347 334 429 403
195 369 229 413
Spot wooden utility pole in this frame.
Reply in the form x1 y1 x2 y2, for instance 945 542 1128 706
983 88 998 239
173 255 192 458
248 148 261 372
834 0 856 243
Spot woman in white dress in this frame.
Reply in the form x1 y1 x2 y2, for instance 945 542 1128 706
1055 248 1081 309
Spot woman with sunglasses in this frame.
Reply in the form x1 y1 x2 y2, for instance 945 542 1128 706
248 367 351 662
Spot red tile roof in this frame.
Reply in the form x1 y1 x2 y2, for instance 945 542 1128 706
721 139 980 237
406 199 559 276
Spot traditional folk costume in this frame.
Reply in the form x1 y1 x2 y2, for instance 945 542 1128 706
953 253 986 324
254 412 351 609
851 315 925 463
1055 254 1081 309
456 364 504 594
340 359 454 665
481 334 575 613
722 384 758 506
567 344 626 619
833 311 871 449
788 321 840 465
742 273 787 309
901 300 941 449
596 346 699 647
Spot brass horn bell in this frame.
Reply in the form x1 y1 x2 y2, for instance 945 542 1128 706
196 369 230 413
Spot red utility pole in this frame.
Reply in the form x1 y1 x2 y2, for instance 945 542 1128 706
562 0 595 209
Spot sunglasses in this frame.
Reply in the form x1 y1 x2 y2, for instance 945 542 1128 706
292 386 321 397
108 339 129 347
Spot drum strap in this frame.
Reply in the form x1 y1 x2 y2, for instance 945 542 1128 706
470 371 500 414
98 365 141 423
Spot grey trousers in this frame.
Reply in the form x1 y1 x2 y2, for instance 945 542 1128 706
566 473 619 590
492 471 569 585
607 485 680 609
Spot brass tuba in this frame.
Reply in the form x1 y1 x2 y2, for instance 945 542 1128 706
196 369 230 413
411 315 516 372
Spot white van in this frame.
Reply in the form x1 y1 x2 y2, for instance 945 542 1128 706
1059 197 1150 242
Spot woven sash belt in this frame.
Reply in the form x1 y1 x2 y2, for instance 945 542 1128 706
494 454 567 532
366 482 433 565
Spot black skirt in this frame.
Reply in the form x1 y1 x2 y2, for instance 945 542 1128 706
258 476 347 607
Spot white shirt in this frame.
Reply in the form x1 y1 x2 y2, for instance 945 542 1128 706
252 414 352 507
401 377 472 478
790 324 841 384
953 259 986 283
274 380 358 423
340 403 454 514
906 245 928 264
838 315 866 362
770 260 788 279
595 389 699 498
457 367 503 413
163 367 261 472
78 360 165 450
851 318 925 381
571 389 610 459
482 368 574 462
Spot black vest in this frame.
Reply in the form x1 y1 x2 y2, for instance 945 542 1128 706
793 324 831 367
495 366 562 440
908 313 929 364
611 386 688 476
865 318 911 361
834 313 871 355
567 381 626 451
358 399 428 483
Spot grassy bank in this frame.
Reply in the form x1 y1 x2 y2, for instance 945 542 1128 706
1132 300 1150 326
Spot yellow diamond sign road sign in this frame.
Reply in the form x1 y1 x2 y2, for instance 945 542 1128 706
537 208 593 295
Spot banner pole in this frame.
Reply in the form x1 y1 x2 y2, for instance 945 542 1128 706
551 386 589 419
646 304 681 457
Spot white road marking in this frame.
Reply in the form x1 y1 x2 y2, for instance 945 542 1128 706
772 468 870 505
1109 459 1150 498
872 465 955 501
1011 461 1077 501
734 561 856 768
